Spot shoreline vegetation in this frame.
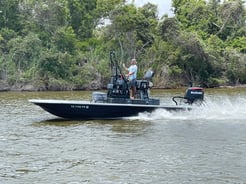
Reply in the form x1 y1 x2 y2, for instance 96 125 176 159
0 80 246 92
0 1 245 92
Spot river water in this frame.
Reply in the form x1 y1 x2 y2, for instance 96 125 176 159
1 88 246 184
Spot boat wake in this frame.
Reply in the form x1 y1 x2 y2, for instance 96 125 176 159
129 96 246 121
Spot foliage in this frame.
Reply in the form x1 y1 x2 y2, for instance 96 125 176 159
0 0 245 90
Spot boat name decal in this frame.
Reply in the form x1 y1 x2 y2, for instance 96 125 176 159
190 91 203 94
71 105 89 109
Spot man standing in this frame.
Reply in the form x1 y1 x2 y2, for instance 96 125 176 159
124 59 138 99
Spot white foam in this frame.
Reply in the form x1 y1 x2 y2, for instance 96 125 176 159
133 95 246 121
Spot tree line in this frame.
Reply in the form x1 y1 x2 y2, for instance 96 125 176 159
0 0 245 90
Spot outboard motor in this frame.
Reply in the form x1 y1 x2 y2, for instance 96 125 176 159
184 87 204 104
172 87 204 105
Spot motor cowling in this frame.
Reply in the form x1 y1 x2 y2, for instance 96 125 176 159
184 87 204 104
92 91 107 103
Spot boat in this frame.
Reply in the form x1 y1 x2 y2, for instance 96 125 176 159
29 51 204 119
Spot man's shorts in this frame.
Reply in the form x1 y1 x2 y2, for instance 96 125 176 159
129 79 137 88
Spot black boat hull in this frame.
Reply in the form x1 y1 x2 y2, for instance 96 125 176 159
29 99 191 119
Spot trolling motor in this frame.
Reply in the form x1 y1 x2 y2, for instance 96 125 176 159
172 87 204 105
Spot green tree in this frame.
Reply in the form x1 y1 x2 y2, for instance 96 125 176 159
95 0 122 25
173 0 212 36
52 26 77 54
68 0 97 40
0 0 245 89
0 0 22 32
5 33 42 83
104 3 158 61
217 0 245 40
160 17 217 86
37 49 71 79
26 0 69 34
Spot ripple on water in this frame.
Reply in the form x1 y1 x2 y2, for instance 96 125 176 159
1 90 246 183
